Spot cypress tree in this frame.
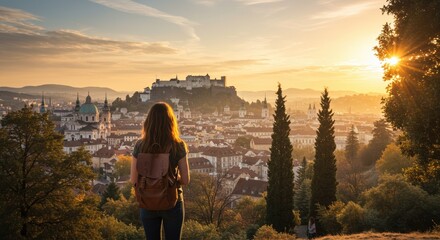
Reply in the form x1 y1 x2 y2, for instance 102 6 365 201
310 88 337 217
266 84 294 232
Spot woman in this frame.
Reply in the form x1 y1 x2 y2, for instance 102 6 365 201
131 102 190 240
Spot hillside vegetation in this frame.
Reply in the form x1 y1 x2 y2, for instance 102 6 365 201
316 232 440 240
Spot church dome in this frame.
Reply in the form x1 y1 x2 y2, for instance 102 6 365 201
79 103 99 115
79 93 99 115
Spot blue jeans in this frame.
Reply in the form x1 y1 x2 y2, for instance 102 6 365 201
140 201 184 240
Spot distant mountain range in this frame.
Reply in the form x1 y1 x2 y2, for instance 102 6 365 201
0 84 128 101
238 88 385 114
238 88 382 102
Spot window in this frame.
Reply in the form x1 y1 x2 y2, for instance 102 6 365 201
86 116 89 121
92 116 95 121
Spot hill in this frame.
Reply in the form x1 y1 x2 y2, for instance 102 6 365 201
0 84 126 101
0 91 38 111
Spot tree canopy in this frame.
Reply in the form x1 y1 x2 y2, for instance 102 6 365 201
375 0 440 193
0 107 98 239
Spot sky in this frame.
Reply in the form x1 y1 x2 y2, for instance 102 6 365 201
0 0 393 93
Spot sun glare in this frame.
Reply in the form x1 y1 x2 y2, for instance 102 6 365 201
385 56 400 66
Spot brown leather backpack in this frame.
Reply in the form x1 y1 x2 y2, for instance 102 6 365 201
134 151 179 210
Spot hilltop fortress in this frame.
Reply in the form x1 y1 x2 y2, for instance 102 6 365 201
140 74 235 102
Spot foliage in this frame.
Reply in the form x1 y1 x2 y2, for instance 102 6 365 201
311 88 337 217
0 107 99 239
405 160 440 195
362 175 440 232
292 145 315 161
375 0 440 193
102 189 141 227
181 220 220 240
234 135 252 149
340 126 363 202
234 196 266 227
317 201 345 235
218 209 247 240
376 143 413 176
120 182 134 199
101 182 121 207
313 232 440 240
294 179 311 225
253 225 295 240
294 158 311 224
183 173 235 228
336 201 366 234
114 155 132 179
266 84 295 232
99 215 144 240
360 119 393 166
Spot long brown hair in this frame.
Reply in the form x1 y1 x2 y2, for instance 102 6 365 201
140 102 186 153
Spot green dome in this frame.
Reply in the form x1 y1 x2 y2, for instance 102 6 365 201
79 103 98 114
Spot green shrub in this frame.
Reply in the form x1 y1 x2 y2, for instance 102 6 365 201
336 201 366 234
317 201 345 234
182 220 220 240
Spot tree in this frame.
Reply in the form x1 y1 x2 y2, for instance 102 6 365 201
233 136 252 149
266 84 295 232
101 182 121 207
310 88 337 218
102 190 141 227
336 201 366 234
375 0 440 193
0 107 99 239
341 125 363 201
114 155 132 179
294 158 311 224
294 179 311 224
363 175 440 232
183 173 236 228
360 119 393 166
376 143 413 176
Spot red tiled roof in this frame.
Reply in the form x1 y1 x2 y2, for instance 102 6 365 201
252 138 272 145
188 157 214 169
227 166 259 179
94 147 116 158
232 178 268 197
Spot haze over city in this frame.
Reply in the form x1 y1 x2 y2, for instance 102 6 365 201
0 0 391 93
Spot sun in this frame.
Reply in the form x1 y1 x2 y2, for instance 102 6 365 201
385 56 400 66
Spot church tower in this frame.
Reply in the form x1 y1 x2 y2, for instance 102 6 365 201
261 95 269 119
100 93 111 139
40 92 46 113
101 93 111 123
239 102 247 118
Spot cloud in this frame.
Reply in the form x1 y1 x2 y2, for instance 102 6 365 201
89 0 199 41
236 0 284 5
0 6 43 34
311 1 378 20
0 7 178 62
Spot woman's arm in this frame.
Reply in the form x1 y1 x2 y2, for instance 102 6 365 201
177 155 190 185
130 156 138 185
